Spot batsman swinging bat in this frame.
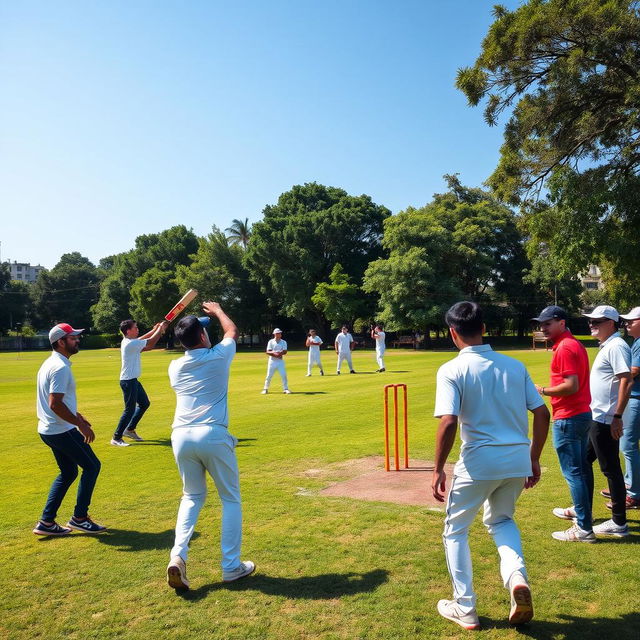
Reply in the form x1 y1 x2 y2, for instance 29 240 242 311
164 289 198 322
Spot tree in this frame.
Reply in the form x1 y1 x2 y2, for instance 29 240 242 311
245 183 390 329
130 266 179 327
225 218 252 249
0 264 32 334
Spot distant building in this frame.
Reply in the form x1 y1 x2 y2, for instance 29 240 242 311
7 260 45 283
580 264 604 291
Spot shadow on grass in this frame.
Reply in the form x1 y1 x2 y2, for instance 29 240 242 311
141 438 172 446
177 568 389 601
91 528 199 552
288 391 327 395
480 611 640 640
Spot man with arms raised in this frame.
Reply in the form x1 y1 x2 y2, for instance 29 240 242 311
33 323 106 535
432 302 549 629
166 302 254 590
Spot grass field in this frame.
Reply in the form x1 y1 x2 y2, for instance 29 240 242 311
2 345 639 640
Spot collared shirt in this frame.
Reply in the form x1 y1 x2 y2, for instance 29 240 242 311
266 338 287 361
631 338 640 397
36 351 77 435
434 344 544 480
120 337 147 380
374 331 386 353
590 332 631 424
308 336 323 351
335 332 353 353
168 338 236 428
549 330 591 419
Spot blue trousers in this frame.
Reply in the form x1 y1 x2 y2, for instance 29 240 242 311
114 378 150 439
621 398 640 499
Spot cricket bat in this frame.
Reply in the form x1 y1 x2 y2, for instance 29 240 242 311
164 289 198 322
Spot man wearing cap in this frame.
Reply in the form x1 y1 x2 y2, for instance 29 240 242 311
111 319 168 447
617 307 640 509
559 305 633 537
532 306 594 542
335 325 356 374
262 329 291 394
305 329 324 376
33 324 106 536
166 302 255 589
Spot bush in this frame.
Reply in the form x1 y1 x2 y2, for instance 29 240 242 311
81 333 120 349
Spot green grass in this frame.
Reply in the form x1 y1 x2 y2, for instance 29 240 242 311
2 346 639 640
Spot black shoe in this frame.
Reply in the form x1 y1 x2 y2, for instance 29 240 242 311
67 516 107 533
350 370 356 374
336 371 340 375
320 370 324 376
379 368 385 372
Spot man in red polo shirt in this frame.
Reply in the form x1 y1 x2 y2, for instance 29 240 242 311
533 306 594 542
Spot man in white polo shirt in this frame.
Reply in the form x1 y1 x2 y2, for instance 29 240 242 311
371 324 386 372
262 328 291 394
335 325 356 374
432 302 549 630
305 329 324 376
111 318 168 446
33 323 106 536
166 302 254 590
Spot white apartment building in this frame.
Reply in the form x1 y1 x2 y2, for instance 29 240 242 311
7 260 45 283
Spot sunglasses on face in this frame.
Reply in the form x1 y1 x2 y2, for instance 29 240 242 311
588 319 608 326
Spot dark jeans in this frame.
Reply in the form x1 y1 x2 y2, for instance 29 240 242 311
588 420 627 525
114 378 150 439
40 429 101 521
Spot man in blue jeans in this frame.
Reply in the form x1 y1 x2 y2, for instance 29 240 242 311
533 306 595 542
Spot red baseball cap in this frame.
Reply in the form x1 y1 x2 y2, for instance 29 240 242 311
49 323 84 344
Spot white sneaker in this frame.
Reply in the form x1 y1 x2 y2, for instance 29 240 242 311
436 599 480 630
283 389 292 394
552 506 577 521
222 560 256 582
593 519 629 537
551 523 596 543
306 373 311 377
261 389 268 395
508 571 533 625
167 556 190 590
110 438 130 447
123 429 143 441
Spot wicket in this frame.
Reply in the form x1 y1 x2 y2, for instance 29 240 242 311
383 383 408 471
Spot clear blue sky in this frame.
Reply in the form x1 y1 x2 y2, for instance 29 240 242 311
1 0 521 269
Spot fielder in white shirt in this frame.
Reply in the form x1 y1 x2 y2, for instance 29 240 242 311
432 302 549 630
335 326 356 374
166 302 255 590
305 329 324 376
371 324 386 372
262 328 291 394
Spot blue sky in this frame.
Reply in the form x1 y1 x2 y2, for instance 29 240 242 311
1 1 521 268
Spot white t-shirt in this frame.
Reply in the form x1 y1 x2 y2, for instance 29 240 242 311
266 338 287 361
168 338 236 429
374 331 386 353
434 344 544 480
120 337 147 380
308 336 323 351
335 332 353 353
37 351 77 435
590 333 631 424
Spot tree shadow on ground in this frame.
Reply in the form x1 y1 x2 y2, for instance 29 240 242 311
176 568 389 601
140 438 172 446
288 391 327 395
480 611 640 640
90 528 199 552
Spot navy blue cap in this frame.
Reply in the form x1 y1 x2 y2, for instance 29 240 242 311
198 316 210 327
532 305 568 322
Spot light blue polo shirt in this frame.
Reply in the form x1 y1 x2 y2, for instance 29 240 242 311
590 333 631 424
631 338 640 397
434 344 544 480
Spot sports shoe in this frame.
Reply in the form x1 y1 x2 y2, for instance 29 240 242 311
32 520 72 536
222 560 256 583
336 371 340 375
67 516 107 533
167 556 190 590
350 370 356 374
320 370 324 376
261 389 268 395
508 571 533 625
123 429 143 441
110 438 130 447
593 519 629 537
606 496 640 510
379 368 386 372
601 485 630 498
552 506 577 521
436 599 480 630
306 373 311 377
283 389 292 394
551 523 596 543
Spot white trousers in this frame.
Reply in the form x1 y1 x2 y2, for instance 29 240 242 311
170 426 242 572
336 351 353 372
443 475 527 612
264 358 288 390
376 349 385 369
307 349 323 374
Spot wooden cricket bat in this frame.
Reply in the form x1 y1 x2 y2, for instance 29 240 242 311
164 289 198 322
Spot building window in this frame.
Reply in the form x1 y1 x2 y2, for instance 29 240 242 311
585 282 598 290
17 265 22 271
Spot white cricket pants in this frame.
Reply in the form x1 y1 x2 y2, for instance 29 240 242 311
307 349 323 374
336 350 353 372
443 475 527 612
264 358 288 390
170 425 242 572
376 348 385 369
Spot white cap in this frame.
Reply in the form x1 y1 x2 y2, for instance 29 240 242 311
49 323 84 344
583 305 619 322
272 328 282 335
620 306 640 321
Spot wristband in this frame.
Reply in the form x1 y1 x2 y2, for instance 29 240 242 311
613 413 623 419
541 387 545 396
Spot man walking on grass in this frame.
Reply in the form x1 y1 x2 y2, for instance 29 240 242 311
532 306 595 543
432 302 549 630
33 323 106 536
111 318 168 447
166 302 254 590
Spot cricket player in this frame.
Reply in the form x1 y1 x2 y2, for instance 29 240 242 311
305 329 324 376
33 323 106 536
433 302 549 629
335 325 356 374
262 328 291 394
111 318 168 446
371 324 386 372
166 302 255 590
